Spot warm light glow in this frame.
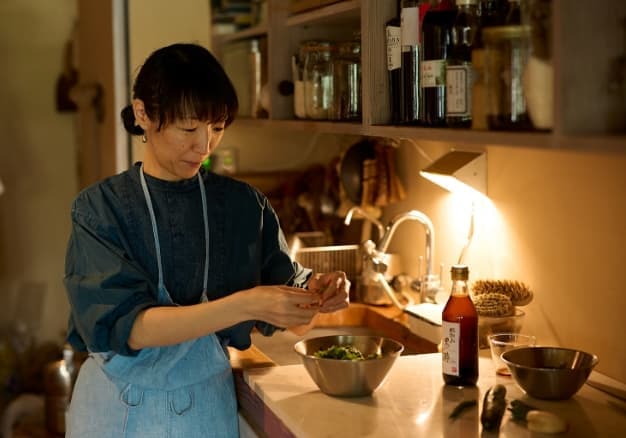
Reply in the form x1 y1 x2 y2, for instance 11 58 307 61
420 170 488 203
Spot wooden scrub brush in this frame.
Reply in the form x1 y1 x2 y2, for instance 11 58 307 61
472 279 534 306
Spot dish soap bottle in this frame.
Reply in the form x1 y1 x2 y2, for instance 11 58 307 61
442 264 478 386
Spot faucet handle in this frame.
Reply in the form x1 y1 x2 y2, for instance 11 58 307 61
360 240 389 274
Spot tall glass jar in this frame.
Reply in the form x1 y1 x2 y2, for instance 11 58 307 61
303 41 334 120
483 25 533 130
330 40 361 121
293 41 316 119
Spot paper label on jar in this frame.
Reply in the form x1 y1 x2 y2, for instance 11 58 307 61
386 25 401 71
421 60 446 88
442 321 460 376
446 64 472 116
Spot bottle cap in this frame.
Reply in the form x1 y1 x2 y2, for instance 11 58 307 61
450 264 469 281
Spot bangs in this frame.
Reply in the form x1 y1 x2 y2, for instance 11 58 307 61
158 85 236 129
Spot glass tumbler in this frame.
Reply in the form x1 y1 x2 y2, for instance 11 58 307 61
488 333 536 376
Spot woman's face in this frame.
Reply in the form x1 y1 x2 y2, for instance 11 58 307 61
133 99 226 181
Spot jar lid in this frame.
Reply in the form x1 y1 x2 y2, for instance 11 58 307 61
482 25 531 43
299 40 332 53
450 264 469 281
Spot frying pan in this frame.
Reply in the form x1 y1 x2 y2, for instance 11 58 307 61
339 139 377 205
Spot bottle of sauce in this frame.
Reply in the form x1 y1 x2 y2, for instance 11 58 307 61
420 0 457 126
400 0 422 124
386 1 402 123
442 264 478 386
446 0 480 127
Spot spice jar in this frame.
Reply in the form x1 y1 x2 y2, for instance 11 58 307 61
303 41 334 120
329 40 361 121
483 25 534 130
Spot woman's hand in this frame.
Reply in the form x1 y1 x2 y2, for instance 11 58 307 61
307 271 350 313
243 285 321 328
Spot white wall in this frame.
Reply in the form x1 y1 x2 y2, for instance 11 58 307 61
0 0 78 343
385 140 626 382
127 0 212 163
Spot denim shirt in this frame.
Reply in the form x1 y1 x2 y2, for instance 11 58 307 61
64 163 305 356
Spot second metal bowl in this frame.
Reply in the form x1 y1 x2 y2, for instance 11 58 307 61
501 346 599 400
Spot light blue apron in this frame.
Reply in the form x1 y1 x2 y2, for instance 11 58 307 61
67 166 239 437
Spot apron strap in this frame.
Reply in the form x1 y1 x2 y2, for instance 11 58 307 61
140 164 210 297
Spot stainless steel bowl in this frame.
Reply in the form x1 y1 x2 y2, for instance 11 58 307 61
294 335 404 397
501 346 599 400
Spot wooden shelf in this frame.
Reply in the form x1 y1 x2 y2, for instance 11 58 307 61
286 0 360 27
212 23 268 45
212 0 626 154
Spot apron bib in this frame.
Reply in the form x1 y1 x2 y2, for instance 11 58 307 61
67 166 239 437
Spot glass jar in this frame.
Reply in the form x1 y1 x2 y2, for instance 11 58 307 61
483 25 534 130
292 41 315 119
329 40 361 121
522 0 553 130
303 41 333 120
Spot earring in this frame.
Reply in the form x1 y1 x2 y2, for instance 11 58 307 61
141 134 147 143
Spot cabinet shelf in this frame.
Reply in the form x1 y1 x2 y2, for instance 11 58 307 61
212 23 268 45
231 118 626 152
286 0 361 27
212 0 626 153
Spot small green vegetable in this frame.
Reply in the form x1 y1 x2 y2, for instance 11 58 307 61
313 345 381 361
481 384 507 432
508 399 538 422
449 399 478 420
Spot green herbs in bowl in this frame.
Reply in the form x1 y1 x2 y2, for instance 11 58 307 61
313 344 382 361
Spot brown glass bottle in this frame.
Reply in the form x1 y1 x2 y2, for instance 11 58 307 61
442 265 478 386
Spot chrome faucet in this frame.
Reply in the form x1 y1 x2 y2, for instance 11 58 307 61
376 210 435 279
345 208 441 307
376 210 442 303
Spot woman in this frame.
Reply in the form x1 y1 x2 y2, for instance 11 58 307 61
64 43 349 437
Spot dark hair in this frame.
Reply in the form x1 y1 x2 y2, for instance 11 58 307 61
121 43 238 135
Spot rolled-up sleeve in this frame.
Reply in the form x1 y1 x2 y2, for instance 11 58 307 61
252 196 312 337
64 208 157 356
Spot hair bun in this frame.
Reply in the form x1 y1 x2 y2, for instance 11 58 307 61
120 105 144 135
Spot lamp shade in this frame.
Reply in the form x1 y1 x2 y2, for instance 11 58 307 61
420 151 487 196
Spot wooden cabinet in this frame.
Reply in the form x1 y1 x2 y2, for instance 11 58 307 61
212 0 626 151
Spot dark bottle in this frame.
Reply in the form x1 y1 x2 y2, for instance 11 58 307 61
420 0 457 126
442 265 478 386
446 0 480 127
400 0 422 124
386 1 402 123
